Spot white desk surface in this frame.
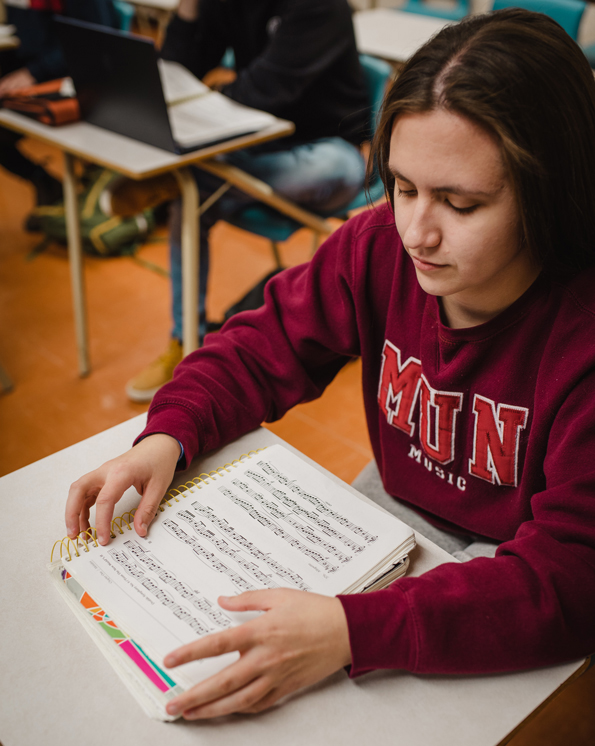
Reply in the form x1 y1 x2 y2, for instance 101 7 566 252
127 0 179 9
0 35 18 50
0 23 18 50
354 8 451 62
0 416 585 746
0 109 294 180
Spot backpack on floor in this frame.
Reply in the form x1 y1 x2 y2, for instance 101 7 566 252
33 168 154 257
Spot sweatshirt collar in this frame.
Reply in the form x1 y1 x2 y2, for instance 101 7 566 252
429 272 549 344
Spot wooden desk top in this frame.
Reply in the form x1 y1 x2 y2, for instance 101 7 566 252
0 417 585 746
0 109 294 179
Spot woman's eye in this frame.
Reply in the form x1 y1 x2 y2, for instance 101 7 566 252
446 199 479 215
396 186 416 197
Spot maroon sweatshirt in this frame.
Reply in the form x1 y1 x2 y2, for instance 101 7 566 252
140 204 595 675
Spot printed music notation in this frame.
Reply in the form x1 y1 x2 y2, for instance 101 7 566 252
62 447 398 663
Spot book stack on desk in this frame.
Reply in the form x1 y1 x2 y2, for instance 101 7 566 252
49 444 415 720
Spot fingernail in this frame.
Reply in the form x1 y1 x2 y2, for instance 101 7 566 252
98 534 107 545
167 701 180 715
140 522 148 534
164 654 175 667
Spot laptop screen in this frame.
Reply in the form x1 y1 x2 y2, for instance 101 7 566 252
56 17 177 153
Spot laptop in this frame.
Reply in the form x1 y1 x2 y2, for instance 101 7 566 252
55 17 277 154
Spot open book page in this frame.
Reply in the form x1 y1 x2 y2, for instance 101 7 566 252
157 58 278 147
157 59 210 105
60 445 414 690
168 93 278 147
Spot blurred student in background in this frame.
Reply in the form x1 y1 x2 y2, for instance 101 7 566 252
0 0 118 229
103 0 369 403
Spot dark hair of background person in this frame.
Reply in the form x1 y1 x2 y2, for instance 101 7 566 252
370 8 595 274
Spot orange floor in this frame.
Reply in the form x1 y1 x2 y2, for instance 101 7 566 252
0 139 594 744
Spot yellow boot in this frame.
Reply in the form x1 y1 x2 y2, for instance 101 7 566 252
100 173 180 217
125 339 183 403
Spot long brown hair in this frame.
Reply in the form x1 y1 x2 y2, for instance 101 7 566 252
371 8 595 272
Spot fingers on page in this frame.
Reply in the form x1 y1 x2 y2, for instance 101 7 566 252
166 622 257 669
182 676 274 720
65 471 103 538
218 588 284 612
167 653 272 719
94 467 137 544
134 484 166 537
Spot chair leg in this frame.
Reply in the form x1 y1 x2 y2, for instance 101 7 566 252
197 181 231 218
270 241 283 269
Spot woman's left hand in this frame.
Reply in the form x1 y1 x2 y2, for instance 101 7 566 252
163 589 352 719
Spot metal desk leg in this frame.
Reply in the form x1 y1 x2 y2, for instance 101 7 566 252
174 168 200 357
63 153 90 377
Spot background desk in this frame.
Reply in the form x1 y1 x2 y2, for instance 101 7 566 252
354 8 451 63
125 0 179 44
0 110 301 375
0 24 18 51
0 417 586 746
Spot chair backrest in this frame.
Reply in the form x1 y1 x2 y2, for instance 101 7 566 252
112 1 136 32
401 0 470 22
359 54 393 138
492 0 586 40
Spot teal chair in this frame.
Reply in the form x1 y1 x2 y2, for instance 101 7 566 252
492 0 586 40
400 0 470 22
112 0 135 32
584 43 595 67
223 54 392 264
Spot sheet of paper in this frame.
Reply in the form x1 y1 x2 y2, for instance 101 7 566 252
63 445 413 687
157 59 210 105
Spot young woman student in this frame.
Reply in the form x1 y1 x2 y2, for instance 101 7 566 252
65 9 595 719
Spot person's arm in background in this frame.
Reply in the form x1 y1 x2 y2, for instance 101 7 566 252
0 68 36 95
0 0 118 92
160 0 228 82
220 0 355 116
1 6 63 87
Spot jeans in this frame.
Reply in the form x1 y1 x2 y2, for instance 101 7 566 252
169 136 366 341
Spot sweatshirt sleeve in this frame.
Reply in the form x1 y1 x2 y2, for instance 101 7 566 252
136 217 364 469
339 368 595 675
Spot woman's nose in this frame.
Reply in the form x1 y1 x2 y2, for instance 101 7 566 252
401 200 441 251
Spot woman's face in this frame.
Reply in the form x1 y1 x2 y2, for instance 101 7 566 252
389 109 540 328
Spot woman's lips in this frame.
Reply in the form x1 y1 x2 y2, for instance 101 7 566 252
410 255 447 271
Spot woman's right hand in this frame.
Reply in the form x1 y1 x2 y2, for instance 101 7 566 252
65 433 181 546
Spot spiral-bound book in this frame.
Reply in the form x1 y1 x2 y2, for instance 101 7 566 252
49 444 416 720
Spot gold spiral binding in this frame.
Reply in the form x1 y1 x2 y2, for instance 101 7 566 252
78 528 98 553
51 537 79 562
111 510 136 537
162 447 266 504
50 448 267 561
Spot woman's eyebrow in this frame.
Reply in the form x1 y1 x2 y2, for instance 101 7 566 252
390 166 501 197
389 166 412 182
